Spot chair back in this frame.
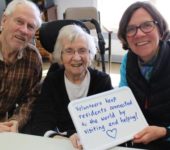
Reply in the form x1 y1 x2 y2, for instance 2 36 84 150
39 20 90 53
63 7 100 30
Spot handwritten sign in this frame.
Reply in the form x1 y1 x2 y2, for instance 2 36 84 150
68 87 148 150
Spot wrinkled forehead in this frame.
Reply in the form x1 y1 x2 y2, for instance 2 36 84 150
63 34 87 43
15 4 38 26
10 4 39 27
62 35 88 48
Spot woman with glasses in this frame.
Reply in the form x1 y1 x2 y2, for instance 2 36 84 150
118 1 170 149
29 24 113 149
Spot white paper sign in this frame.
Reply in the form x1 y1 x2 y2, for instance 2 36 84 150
68 87 148 150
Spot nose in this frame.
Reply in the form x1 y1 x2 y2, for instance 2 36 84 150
72 51 81 60
20 24 28 34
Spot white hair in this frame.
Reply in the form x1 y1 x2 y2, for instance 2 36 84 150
4 0 42 28
52 24 97 66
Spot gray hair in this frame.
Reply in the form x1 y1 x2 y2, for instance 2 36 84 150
4 0 42 28
52 24 97 66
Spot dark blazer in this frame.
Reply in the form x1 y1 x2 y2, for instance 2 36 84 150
29 67 113 136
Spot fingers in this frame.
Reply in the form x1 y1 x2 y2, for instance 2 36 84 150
0 120 18 132
8 120 18 132
76 141 83 150
133 126 167 144
134 129 146 139
2 121 13 127
70 133 78 148
69 133 83 150
0 123 11 132
133 126 152 144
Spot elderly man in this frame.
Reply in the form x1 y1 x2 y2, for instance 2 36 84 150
0 0 42 132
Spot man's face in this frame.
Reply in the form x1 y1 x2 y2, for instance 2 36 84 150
1 4 38 51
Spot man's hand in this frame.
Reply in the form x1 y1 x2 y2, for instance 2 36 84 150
0 120 18 132
133 126 167 144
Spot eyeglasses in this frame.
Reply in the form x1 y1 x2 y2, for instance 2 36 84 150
126 20 158 37
62 48 89 56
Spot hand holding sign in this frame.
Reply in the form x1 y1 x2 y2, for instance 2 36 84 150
68 87 148 150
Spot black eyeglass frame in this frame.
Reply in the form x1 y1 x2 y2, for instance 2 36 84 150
126 20 158 37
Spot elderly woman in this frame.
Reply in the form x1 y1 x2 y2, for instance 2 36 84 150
118 1 170 149
29 24 113 149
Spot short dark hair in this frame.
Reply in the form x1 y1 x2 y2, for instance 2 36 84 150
117 1 170 50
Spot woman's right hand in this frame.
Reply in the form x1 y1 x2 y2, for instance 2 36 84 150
133 126 167 144
69 133 83 150
0 120 18 132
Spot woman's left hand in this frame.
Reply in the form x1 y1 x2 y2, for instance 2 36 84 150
133 126 167 144
69 133 83 150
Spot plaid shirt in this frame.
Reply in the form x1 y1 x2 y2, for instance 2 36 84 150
0 44 42 130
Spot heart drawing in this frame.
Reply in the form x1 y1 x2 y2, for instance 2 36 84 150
106 128 117 139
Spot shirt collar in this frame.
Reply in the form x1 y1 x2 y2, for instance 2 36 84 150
0 48 24 62
138 50 158 67
17 49 24 60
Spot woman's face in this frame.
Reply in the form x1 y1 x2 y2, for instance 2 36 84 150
126 8 160 62
61 36 90 79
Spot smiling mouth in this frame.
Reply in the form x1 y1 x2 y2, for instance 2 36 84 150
15 35 26 42
72 63 82 67
136 41 149 46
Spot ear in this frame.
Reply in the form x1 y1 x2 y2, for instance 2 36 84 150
1 14 8 28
